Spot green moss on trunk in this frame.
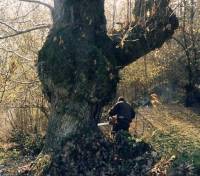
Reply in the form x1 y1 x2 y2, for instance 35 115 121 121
36 0 178 174
37 0 119 153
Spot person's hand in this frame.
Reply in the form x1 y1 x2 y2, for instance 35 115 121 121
109 115 118 125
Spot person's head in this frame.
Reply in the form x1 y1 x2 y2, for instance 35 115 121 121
117 96 125 102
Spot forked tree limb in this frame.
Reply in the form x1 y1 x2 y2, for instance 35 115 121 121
0 24 51 40
112 1 179 67
0 21 18 32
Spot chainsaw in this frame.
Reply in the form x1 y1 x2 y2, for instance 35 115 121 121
97 116 117 127
97 122 110 127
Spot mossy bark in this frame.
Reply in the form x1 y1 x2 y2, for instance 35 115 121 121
38 0 118 152
37 0 178 174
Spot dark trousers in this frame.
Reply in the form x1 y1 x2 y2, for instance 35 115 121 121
112 122 130 132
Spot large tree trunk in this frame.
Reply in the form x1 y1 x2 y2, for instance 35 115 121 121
38 0 118 152
36 0 178 174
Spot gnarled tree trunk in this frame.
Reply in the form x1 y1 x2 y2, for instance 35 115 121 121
36 0 178 174
39 0 118 152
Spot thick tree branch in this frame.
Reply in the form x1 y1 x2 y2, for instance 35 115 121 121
112 5 179 67
0 24 51 40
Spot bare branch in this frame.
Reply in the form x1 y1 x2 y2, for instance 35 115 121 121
19 0 53 12
0 21 18 32
13 4 40 20
0 71 10 104
0 47 33 61
5 105 49 119
111 6 179 67
0 24 51 40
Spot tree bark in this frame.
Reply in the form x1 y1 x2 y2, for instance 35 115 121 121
38 0 118 152
112 0 178 66
37 0 178 174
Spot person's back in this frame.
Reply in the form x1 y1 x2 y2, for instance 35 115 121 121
113 101 134 120
108 97 135 132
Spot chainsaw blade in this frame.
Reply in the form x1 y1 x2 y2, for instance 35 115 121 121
97 122 109 127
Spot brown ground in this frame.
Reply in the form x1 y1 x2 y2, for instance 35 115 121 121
1 104 200 175
130 104 200 147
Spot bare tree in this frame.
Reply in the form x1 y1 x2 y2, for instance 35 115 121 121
0 0 51 140
172 0 200 106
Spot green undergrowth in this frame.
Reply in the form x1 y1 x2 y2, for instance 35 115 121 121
9 129 44 156
0 145 20 165
145 127 200 175
172 150 200 175
0 144 21 176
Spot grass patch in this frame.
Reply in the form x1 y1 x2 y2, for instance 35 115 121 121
143 128 200 175
147 128 200 156
170 150 200 175
138 105 200 175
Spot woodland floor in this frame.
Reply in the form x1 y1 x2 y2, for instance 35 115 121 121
130 104 200 175
0 143 34 175
1 104 200 175
131 104 200 145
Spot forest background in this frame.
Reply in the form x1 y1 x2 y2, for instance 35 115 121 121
0 0 200 175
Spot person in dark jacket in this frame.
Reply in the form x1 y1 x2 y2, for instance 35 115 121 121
108 96 135 132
